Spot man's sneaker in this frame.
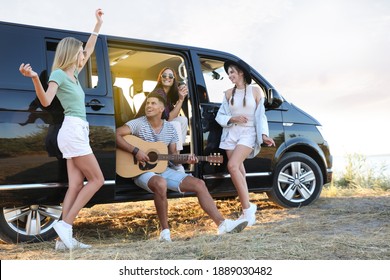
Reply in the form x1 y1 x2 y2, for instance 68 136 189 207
218 219 248 235
240 203 257 226
159 229 172 242
55 238 92 250
53 220 74 249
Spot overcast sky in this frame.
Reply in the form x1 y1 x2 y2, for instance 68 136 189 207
1 0 389 158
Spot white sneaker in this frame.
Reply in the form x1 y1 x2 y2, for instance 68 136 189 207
159 229 172 242
240 203 257 226
53 220 73 249
218 219 248 235
55 238 91 250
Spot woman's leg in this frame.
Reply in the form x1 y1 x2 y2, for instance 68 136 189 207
170 121 183 150
171 116 188 151
174 116 188 145
226 145 252 210
61 159 85 222
62 153 104 225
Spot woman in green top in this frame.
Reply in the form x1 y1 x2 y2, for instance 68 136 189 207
19 9 105 250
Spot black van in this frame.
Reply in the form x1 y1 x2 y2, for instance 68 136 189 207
0 21 332 244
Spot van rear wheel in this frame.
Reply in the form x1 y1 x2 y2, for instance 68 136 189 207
267 152 323 208
0 205 62 243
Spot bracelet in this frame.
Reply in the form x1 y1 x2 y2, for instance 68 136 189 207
132 147 139 156
91 32 99 36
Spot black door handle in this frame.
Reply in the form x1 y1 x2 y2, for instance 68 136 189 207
86 99 105 110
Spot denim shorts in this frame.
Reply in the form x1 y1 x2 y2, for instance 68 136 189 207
219 124 256 150
134 167 191 193
57 116 92 159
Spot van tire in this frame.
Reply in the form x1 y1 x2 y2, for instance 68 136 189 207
267 152 323 208
0 205 62 243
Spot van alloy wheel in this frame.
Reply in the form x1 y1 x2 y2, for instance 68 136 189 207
0 205 62 243
267 152 323 208
277 161 316 202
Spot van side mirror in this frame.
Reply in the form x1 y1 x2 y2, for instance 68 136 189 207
266 88 283 109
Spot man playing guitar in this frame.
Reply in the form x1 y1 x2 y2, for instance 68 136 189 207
116 91 248 242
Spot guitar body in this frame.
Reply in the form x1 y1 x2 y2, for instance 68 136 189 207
116 135 168 178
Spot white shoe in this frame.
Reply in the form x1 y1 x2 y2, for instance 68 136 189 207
53 220 73 249
55 238 91 250
240 203 257 226
218 219 248 235
159 229 172 242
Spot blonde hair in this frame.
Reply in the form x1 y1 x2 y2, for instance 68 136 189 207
52 37 83 71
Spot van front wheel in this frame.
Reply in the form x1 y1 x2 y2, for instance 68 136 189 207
267 152 323 208
0 205 62 243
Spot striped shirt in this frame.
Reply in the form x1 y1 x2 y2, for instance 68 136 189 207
125 116 179 145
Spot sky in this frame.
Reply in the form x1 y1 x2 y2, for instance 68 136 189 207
1 0 390 159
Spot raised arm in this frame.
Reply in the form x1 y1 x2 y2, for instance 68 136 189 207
79 8 104 72
168 84 188 121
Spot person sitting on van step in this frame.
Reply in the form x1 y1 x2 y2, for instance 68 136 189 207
135 67 188 172
116 92 248 242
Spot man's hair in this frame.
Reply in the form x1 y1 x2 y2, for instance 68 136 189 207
147 91 167 106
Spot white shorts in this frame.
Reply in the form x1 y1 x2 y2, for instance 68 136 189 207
57 116 93 159
219 124 256 150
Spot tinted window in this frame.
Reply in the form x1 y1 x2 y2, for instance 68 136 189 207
199 57 265 103
0 26 44 90
45 39 101 94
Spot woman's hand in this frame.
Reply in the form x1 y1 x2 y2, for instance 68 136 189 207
178 84 188 101
229 115 248 124
19 63 38 78
262 134 275 146
95 8 104 24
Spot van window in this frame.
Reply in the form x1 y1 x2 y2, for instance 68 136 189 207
200 58 232 103
0 26 43 90
199 57 265 103
45 40 100 93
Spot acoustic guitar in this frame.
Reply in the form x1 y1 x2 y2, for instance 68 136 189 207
116 135 223 178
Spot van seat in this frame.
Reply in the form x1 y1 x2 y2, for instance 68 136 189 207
113 86 134 127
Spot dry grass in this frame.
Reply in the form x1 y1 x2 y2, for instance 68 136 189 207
1 188 389 260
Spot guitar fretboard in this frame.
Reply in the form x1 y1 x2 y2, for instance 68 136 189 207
157 154 210 162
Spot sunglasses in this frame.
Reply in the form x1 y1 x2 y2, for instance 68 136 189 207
161 73 174 79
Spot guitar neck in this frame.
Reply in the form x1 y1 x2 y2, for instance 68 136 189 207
158 154 209 162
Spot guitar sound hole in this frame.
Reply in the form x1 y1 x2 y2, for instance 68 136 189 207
148 151 158 162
